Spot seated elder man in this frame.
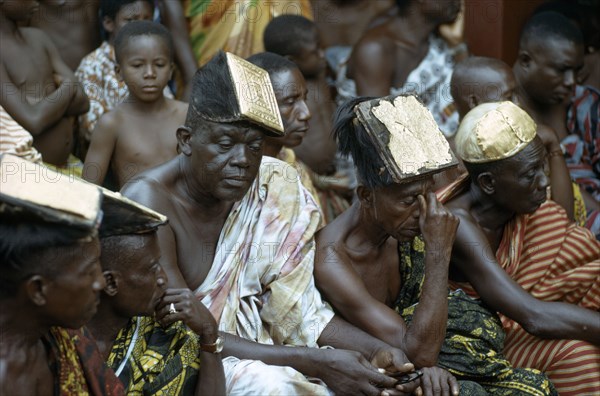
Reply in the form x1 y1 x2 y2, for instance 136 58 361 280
122 51 418 395
87 191 225 395
0 154 123 395
438 101 600 395
450 56 577 224
315 95 556 395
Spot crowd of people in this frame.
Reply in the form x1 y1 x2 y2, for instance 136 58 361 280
1 0 599 395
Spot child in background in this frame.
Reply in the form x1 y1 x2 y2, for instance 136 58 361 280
84 21 187 189
76 0 173 148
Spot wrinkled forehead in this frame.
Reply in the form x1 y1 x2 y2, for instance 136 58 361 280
381 176 434 197
195 120 266 140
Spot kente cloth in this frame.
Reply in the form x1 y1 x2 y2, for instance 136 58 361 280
565 84 600 200
184 0 313 66
75 42 173 140
438 175 600 396
395 238 556 396
334 34 459 137
47 327 124 396
0 104 42 163
194 156 334 394
106 316 200 395
43 153 83 178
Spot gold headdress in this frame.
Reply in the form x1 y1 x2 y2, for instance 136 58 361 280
354 95 458 183
0 155 167 237
188 52 284 136
455 101 537 163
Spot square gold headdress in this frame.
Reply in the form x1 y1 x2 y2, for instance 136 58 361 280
0 155 167 237
226 53 284 135
354 95 458 183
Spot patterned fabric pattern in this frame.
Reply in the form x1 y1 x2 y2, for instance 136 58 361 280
566 84 600 200
394 238 556 395
107 316 200 395
0 104 42 163
334 35 459 137
46 327 124 396
194 156 333 345
192 156 334 394
185 0 313 66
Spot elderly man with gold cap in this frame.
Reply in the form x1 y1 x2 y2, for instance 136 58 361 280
121 51 421 395
315 95 556 396
437 101 600 395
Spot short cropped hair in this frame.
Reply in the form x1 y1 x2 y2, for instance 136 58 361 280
100 0 153 21
0 214 91 298
114 20 174 63
100 233 155 271
333 97 394 190
264 15 316 57
519 11 583 49
246 52 299 79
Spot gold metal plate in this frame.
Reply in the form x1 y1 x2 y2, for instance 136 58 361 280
226 52 284 135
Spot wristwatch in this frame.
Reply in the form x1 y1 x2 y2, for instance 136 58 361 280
200 336 224 354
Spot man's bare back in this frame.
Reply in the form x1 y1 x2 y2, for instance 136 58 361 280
313 0 393 48
30 0 101 71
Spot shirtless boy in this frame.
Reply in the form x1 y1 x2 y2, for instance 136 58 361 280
84 21 187 188
0 0 89 169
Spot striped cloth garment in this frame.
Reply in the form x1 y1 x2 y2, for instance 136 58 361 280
439 176 600 395
0 104 42 163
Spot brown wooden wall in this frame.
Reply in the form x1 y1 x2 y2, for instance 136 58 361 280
464 0 547 66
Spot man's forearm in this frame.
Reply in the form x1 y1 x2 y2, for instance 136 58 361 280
220 331 320 376
317 315 391 360
402 250 449 367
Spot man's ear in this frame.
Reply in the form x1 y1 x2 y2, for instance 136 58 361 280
477 172 495 195
517 50 532 70
102 16 115 36
114 64 123 81
25 275 48 306
176 126 193 156
169 62 175 80
103 271 119 297
357 185 373 207
467 94 479 110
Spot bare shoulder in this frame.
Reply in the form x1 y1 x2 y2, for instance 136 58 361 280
20 27 52 47
354 26 394 57
95 107 125 136
120 159 178 208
